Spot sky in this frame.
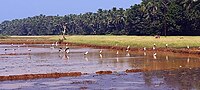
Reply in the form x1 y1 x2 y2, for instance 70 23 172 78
0 0 141 22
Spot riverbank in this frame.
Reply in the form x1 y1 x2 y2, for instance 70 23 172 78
1 35 200 55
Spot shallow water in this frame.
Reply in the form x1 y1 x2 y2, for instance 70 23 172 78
0 44 142 75
1 44 200 89
1 44 200 76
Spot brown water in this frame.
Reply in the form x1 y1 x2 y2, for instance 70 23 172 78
1 44 200 89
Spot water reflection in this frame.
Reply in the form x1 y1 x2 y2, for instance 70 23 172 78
99 54 103 59
166 56 168 61
144 52 147 56
142 67 200 90
126 52 130 57
62 54 69 60
84 56 88 61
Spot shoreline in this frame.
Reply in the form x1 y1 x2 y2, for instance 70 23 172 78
1 39 200 55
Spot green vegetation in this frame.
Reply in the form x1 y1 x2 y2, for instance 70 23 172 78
51 35 200 48
0 0 199 36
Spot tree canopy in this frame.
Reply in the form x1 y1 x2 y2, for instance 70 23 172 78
0 0 199 36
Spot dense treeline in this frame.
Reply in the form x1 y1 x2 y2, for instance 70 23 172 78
0 0 200 36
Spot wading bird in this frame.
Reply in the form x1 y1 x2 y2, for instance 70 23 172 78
84 51 88 55
143 47 146 51
126 45 130 52
59 48 62 52
55 42 58 46
28 49 31 51
153 43 156 50
153 46 156 50
187 45 190 49
99 49 102 54
64 47 70 54
116 51 119 55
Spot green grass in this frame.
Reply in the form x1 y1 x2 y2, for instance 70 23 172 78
50 35 200 48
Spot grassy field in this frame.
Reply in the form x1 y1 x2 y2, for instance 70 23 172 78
50 35 200 48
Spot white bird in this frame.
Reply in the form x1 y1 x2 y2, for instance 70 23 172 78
63 47 70 53
153 53 157 56
116 51 119 55
153 46 156 50
28 49 31 51
187 45 190 49
99 49 102 54
153 43 156 50
55 42 58 46
126 45 130 51
65 47 69 51
153 43 156 47
65 49 70 54
166 44 168 48
58 48 62 52
84 51 88 55
143 47 146 51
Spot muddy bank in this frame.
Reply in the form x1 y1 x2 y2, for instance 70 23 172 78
1 39 200 55
0 72 82 81
62 42 200 55
125 69 145 73
0 67 188 81
96 71 112 75
0 67 195 81
0 69 144 81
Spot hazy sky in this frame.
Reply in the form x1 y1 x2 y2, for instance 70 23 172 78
0 0 141 22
